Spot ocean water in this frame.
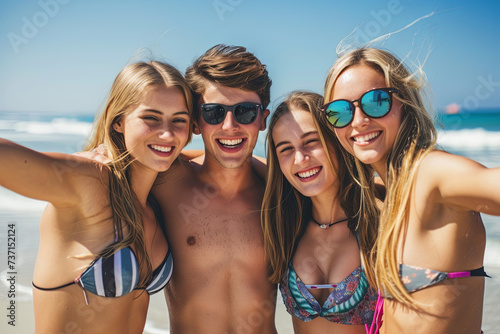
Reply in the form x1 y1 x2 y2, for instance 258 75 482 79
0 109 499 333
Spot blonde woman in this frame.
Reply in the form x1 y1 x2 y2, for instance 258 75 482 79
323 47 500 333
0 61 192 333
261 91 378 333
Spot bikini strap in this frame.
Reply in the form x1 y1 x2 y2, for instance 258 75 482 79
32 281 75 290
366 291 384 334
447 266 491 279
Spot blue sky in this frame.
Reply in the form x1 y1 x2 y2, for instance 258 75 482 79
1 0 499 114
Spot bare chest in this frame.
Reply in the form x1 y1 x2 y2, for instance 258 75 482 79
161 186 264 259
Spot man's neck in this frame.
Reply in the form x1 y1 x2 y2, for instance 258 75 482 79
198 153 257 197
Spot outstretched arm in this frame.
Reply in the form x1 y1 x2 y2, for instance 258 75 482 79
422 151 500 216
0 138 102 206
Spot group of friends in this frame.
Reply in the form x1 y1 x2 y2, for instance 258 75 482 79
1 44 499 334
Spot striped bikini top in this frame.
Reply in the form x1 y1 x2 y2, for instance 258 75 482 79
32 197 173 304
33 246 173 304
77 246 172 298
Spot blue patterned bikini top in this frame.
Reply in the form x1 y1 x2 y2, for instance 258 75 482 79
279 232 377 325
280 263 377 324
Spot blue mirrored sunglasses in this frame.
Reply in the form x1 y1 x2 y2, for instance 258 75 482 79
322 88 399 128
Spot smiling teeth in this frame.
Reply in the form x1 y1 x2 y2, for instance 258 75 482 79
297 167 320 178
219 138 243 146
353 132 380 143
151 145 172 152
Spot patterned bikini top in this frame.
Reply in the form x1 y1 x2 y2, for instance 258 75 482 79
280 262 377 324
366 266 490 334
399 264 489 293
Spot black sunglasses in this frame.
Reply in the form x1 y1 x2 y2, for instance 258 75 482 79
322 88 399 128
200 102 262 125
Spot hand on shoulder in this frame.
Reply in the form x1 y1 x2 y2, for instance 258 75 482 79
73 144 111 164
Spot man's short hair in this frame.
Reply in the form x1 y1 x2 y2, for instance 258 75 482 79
186 44 272 119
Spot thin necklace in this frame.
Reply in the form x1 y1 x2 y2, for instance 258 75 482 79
311 216 350 229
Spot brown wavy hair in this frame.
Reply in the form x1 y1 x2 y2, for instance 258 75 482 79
261 91 376 284
84 61 193 288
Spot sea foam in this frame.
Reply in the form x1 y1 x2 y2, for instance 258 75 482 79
437 128 500 150
0 118 92 136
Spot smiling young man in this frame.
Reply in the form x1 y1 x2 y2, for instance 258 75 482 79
152 44 277 333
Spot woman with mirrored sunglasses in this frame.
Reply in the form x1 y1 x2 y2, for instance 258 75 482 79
322 88 399 128
323 47 500 334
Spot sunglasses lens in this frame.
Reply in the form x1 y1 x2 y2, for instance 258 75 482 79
325 100 353 128
234 104 259 124
202 104 226 125
361 89 391 117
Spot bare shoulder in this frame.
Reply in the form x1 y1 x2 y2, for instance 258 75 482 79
418 150 486 182
40 156 112 226
243 172 267 202
54 154 111 204
252 155 267 181
416 150 500 213
52 153 111 190
421 150 482 167
46 151 109 174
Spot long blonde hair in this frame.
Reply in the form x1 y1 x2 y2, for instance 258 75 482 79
324 48 437 307
261 91 377 284
84 61 193 287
